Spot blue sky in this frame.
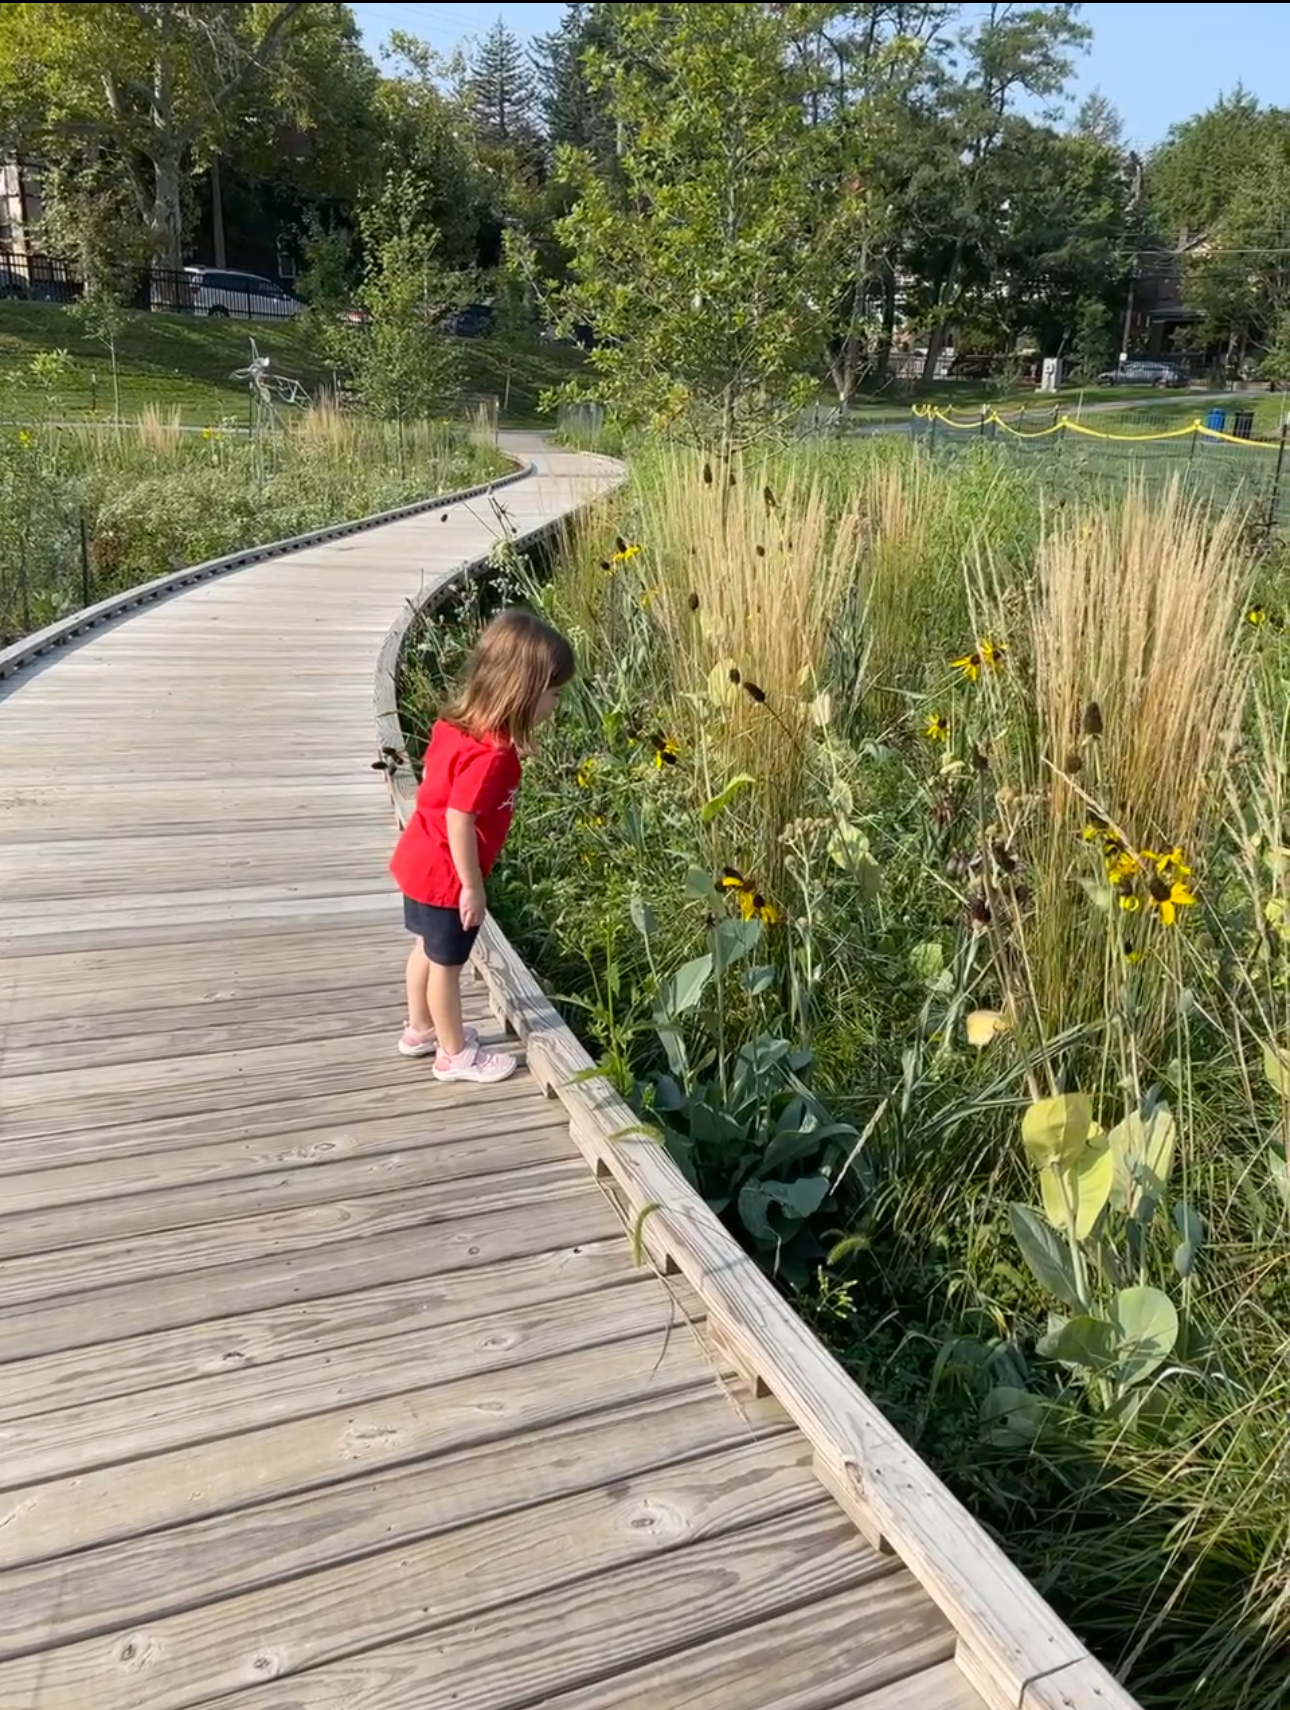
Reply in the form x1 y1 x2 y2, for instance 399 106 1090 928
350 2 1288 149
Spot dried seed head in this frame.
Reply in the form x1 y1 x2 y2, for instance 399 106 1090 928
1082 701 1104 738
687 591 700 611
703 461 714 486
728 666 742 685
743 680 767 705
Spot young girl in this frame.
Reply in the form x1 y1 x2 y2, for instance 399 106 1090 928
390 606 575 1084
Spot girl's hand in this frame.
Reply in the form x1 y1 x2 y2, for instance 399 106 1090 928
459 885 487 930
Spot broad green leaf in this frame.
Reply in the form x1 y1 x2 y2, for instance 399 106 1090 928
908 940 944 984
1173 1201 1204 1247
1108 1106 1176 1217
829 821 873 876
628 893 657 938
685 866 721 904
742 963 775 996
980 1385 1046 1447
737 1174 829 1247
1038 1137 1113 1238
1112 1286 1179 1386
1267 1142 1290 1209
712 915 761 974
1263 1040 1290 1094
1022 1093 1094 1169
663 953 712 1017
1052 1315 1119 1376
1007 1203 1084 1312
700 773 756 823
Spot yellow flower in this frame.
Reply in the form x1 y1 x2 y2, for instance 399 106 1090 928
721 866 777 925
952 638 1005 683
609 536 642 566
201 426 215 441
924 712 949 741
1247 606 1269 626
1106 849 1139 886
740 889 778 925
652 733 679 768
1146 872 1196 927
1118 893 1141 913
17 429 31 446
639 585 660 609
575 758 597 788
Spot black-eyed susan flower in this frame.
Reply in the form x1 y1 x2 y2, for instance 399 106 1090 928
651 733 680 768
952 638 1005 683
1247 606 1269 626
720 867 778 924
575 758 597 788
924 712 949 742
1145 870 1196 927
609 540 642 566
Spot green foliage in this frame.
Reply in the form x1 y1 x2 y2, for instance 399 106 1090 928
0 406 501 644
320 173 464 421
535 3 863 443
0 4 360 267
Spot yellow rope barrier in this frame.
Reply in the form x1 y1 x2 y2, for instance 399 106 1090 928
912 403 1280 450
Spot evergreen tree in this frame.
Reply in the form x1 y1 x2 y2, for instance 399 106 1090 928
531 3 618 164
466 18 536 147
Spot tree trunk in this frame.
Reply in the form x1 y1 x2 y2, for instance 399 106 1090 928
874 265 896 386
150 150 184 276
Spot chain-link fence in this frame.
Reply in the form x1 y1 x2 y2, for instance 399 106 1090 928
911 403 1290 537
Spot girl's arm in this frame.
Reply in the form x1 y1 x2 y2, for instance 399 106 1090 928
446 808 487 927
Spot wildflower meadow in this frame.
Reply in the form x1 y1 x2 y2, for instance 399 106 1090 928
403 436 1290 1710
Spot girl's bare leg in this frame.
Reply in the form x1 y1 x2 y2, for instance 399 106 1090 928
426 959 467 1056
405 940 433 1032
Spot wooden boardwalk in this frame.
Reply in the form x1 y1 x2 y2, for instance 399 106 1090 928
0 441 1113 1710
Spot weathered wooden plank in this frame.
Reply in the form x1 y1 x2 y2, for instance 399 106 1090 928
0 1273 698 1486
189 1506 895 1710
0 1439 829 1710
0 1158 592 1307
534 1582 966 1710
0 1112 579 1259
468 923 1142 1710
0 1064 532 1176
0 1097 564 1216
0 1193 617 1361
0 1236 635 1420
0 1326 725 1567
0 1380 788 1662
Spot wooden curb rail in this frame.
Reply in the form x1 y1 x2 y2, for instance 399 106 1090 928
373 490 1143 1710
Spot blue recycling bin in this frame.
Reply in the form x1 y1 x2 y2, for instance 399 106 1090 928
1206 408 1227 432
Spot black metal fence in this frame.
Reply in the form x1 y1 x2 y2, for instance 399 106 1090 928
0 249 304 320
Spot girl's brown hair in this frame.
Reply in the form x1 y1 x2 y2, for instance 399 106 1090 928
443 607 575 748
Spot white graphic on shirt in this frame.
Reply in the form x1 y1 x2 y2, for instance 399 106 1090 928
499 787 519 813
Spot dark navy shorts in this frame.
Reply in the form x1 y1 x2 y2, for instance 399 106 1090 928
403 895 480 968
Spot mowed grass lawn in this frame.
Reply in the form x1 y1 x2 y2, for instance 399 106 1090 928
0 301 586 427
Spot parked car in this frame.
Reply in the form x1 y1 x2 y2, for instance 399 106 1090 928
183 266 303 320
442 302 495 338
1096 360 1188 388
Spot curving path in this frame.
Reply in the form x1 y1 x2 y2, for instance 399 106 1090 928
0 438 1125 1710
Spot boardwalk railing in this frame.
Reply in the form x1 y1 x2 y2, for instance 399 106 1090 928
373 497 1143 1710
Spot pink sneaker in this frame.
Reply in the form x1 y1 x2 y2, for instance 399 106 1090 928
398 1023 476 1058
432 1041 517 1084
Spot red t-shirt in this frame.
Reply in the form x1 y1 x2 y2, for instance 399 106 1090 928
390 720 522 906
